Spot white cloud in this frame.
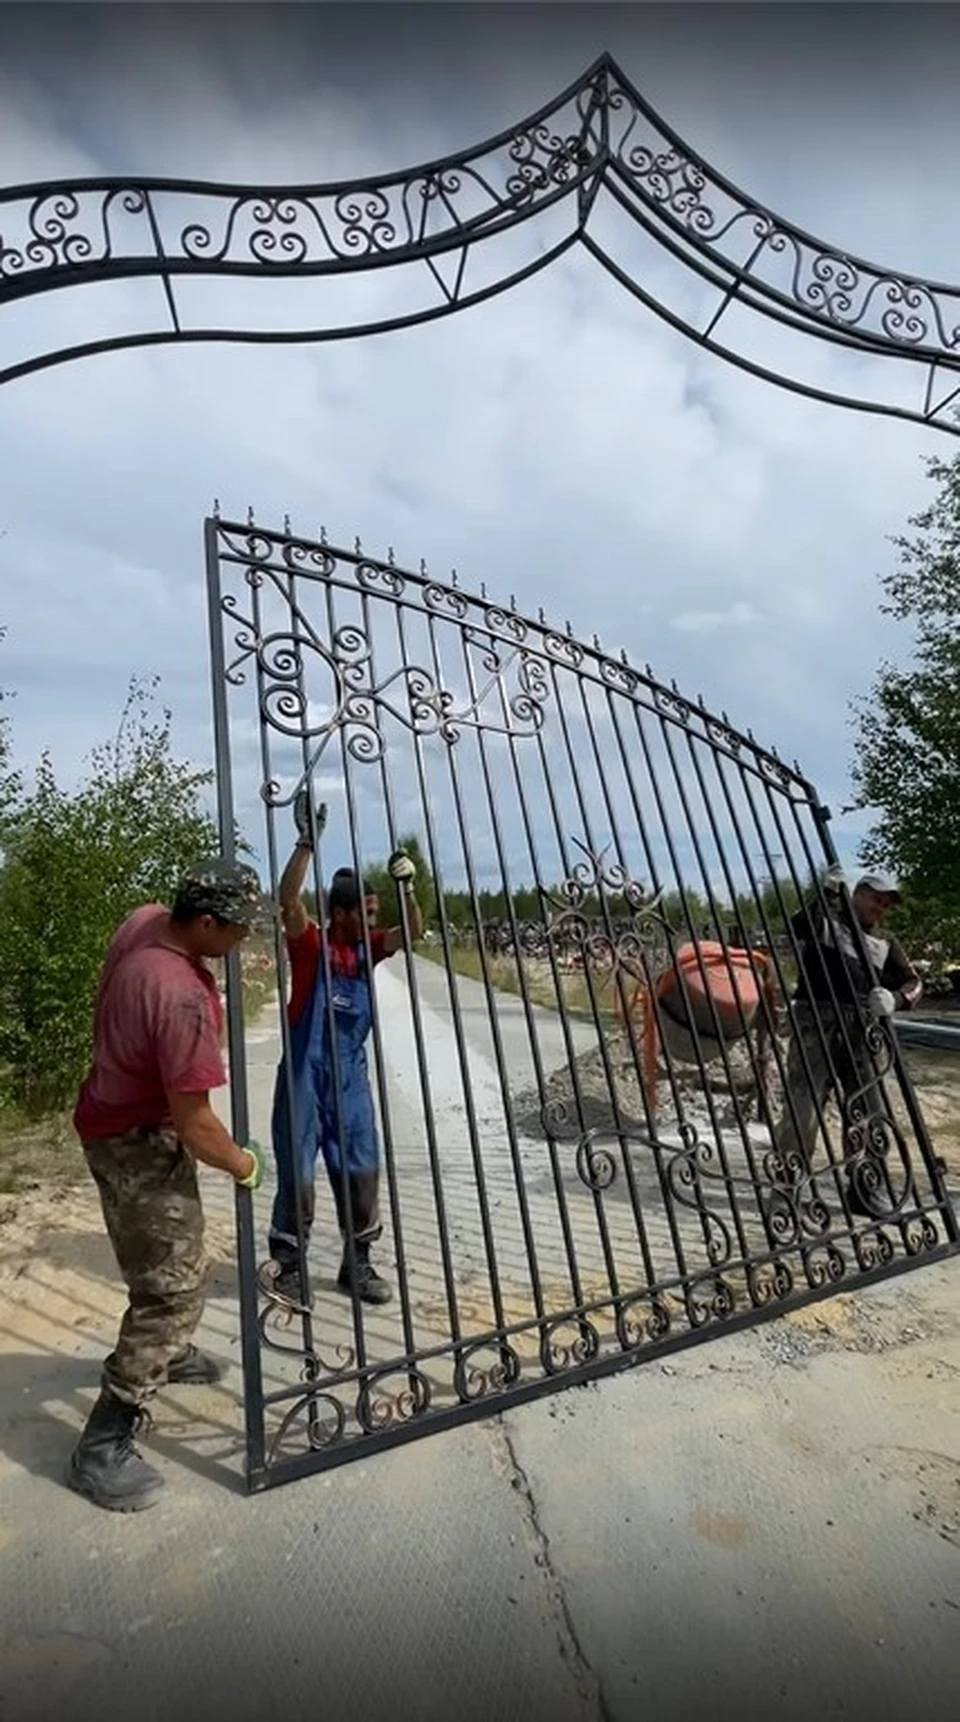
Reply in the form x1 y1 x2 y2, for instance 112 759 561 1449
668 601 761 635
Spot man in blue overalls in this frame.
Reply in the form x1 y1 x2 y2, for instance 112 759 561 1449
267 791 422 1306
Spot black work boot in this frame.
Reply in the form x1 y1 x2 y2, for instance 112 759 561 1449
167 1344 224 1386
67 1390 164 1512
270 1264 314 1308
337 1245 392 1306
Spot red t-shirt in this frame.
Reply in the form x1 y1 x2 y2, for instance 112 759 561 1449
73 904 227 1140
287 921 389 1028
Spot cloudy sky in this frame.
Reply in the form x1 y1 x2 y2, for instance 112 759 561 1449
1 2 958 902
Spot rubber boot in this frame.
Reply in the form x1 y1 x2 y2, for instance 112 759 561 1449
167 1344 224 1386
67 1389 164 1512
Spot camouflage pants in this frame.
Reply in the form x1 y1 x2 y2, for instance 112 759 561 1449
82 1127 207 1407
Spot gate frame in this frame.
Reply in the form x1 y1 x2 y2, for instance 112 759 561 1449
204 516 958 1495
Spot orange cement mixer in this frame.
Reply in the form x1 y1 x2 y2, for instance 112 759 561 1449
617 940 776 1117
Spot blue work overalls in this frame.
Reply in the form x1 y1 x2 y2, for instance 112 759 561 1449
268 938 381 1271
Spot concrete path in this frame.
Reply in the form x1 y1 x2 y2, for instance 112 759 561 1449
1 956 958 1722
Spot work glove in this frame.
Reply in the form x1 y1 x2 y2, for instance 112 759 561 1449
237 1140 265 1190
900 978 924 1010
867 986 896 1020
822 863 846 898
293 789 328 851
388 847 417 896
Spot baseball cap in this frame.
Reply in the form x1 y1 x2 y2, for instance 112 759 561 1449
175 858 271 928
855 872 901 902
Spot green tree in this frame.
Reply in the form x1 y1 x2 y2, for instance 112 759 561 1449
0 677 219 1115
848 446 960 954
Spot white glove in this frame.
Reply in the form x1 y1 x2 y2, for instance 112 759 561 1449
900 978 924 1009
388 848 416 894
867 986 896 1020
822 863 846 896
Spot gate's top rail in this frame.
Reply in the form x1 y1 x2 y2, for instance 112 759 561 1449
211 515 817 801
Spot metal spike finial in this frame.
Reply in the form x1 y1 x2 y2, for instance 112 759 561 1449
354 535 362 555
387 545 395 566
538 606 546 625
510 593 517 612
283 512 291 536
246 505 255 527
451 567 458 587
565 619 572 637
420 558 427 576
481 580 487 600
592 632 601 651
319 524 328 545
645 662 653 678
620 647 628 665
212 497 221 519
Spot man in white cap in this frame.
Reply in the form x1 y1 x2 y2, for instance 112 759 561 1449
772 867 923 1213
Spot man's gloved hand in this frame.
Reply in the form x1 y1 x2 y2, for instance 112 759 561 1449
867 986 896 1020
822 863 846 897
900 978 924 1010
237 1141 265 1190
388 848 417 896
293 789 328 851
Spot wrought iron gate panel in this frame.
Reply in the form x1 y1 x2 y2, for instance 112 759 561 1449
206 515 957 1491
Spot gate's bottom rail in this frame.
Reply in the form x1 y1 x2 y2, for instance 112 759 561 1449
252 1227 957 1492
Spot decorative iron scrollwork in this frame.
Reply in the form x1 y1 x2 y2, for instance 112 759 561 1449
540 1315 601 1375
615 1292 671 1352
453 1338 523 1402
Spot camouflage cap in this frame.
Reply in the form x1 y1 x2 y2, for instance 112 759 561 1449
175 858 269 928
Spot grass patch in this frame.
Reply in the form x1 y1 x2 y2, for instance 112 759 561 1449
0 1105 85 1200
419 941 621 1027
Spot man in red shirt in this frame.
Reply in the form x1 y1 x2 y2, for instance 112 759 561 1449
268 794 422 1308
69 858 266 1513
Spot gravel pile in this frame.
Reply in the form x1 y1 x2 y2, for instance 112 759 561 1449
513 1028 790 1140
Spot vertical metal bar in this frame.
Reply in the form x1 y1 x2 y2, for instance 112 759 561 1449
365 593 463 1353
490 656 618 1306
621 700 741 1265
202 516 266 1489
534 655 635 1304
467 633 586 1315
250 564 327 1436
391 600 502 1345
430 616 546 1327
704 748 852 1223
329 583 420 1370
601 688 695 1283
732 764 864 1238
646 713 754 1264
304 571 370 1381
566 673 661 1286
